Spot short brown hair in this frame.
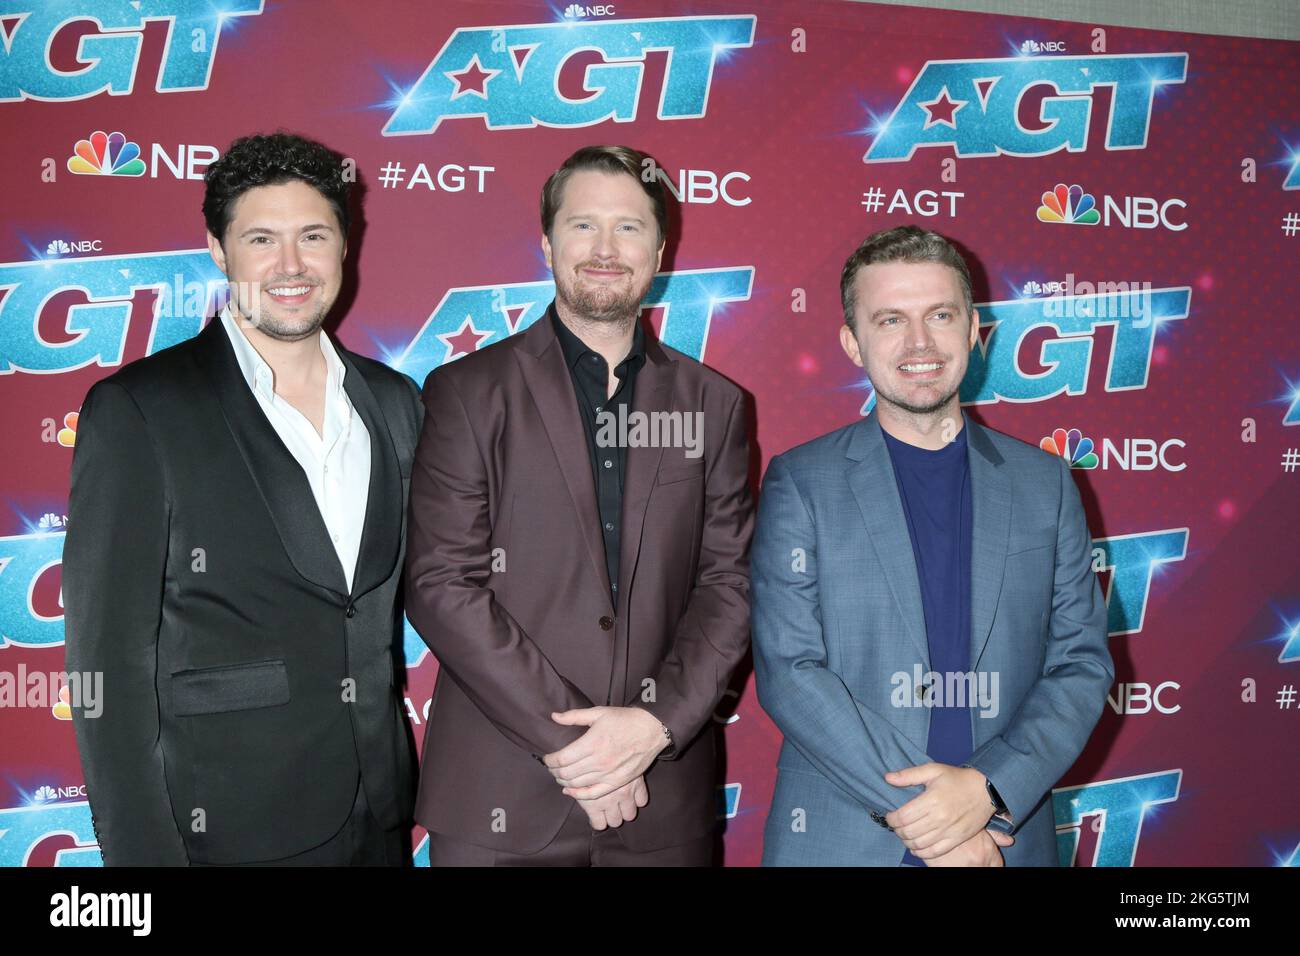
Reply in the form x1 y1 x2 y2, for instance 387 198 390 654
840 225 974 330
540 145 668 246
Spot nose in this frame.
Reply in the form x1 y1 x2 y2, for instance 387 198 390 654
590 226 616 260
905 315 936 352
278 240 305 277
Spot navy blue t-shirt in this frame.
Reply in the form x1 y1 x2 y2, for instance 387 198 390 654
881 425 973 867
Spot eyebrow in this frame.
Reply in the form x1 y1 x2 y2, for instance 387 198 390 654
563 214 646 224
869 301 961 321
237 224 335 239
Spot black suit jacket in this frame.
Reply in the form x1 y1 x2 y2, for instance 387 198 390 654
62 317 422 865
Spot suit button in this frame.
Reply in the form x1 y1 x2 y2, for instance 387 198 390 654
598 615 614 631
345 604 356 619
870 811 892 830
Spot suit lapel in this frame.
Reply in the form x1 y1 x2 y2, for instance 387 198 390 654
616 335 675 618
338 348 401 600
514 316 614 611
845 415 929 666
198 318 343 599
966 419 1010 671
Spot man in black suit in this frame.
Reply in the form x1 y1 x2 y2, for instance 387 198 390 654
62 133 422 866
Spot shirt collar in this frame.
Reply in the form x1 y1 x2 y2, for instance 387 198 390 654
218 305 348 399
880 414 969 460
548 300 646 373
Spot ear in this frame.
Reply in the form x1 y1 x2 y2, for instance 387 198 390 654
206 232 227 275
968 306 980 349
839 323 864 369
541 233 553 270
654 239 664 272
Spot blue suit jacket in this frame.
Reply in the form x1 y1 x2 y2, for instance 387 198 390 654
752 413 1112 866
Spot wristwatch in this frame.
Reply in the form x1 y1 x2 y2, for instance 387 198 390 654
985 777 1009 817
962 762 1009 817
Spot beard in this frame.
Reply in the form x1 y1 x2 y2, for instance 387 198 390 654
871 351 960 416
249 303 327 342
874 383 961 416
231 282 328 341
555 261 652 324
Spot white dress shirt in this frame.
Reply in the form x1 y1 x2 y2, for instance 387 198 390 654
219 306 371 592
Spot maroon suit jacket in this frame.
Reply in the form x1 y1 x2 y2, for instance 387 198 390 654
405 309 754 854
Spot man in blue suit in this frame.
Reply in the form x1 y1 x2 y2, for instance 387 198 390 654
752 226 1113 866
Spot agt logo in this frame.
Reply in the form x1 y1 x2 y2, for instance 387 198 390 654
1093 528 1188 636
0 1 266 102
961 286 1191 406
717 783 741 820
0 529 65 649
865 53 1187 162
67 131 220 181
0 249 227 376
1041 427 1186 472
0 801 100 867
1053 770 1181 866
382 15 755 135
1036 183 1186 231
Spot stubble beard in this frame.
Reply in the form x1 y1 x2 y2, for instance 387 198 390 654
875 384 960 417
233 285 329 342
556 263 651 326
250 304 328 342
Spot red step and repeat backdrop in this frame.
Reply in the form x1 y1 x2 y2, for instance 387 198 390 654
1 0 1297 867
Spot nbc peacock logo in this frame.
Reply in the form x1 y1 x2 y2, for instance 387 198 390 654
53 686 73 721
1036 183 1099 225
67 130 146 177
1040 427 1098 469
57 411 78 448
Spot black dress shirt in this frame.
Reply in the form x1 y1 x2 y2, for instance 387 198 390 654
549 302 646 601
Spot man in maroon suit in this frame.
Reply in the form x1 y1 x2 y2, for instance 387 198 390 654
405 145 754 865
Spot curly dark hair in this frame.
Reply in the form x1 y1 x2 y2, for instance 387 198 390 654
203 132 351 243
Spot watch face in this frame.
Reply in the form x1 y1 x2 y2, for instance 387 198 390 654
987 781 1006 813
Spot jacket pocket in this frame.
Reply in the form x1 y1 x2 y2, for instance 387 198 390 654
1007 526 1055 555
657 460 705 485
170 659 291 717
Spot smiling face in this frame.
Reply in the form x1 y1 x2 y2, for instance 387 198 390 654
206 179 346 341
541 169 663 324
840 260 980 420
